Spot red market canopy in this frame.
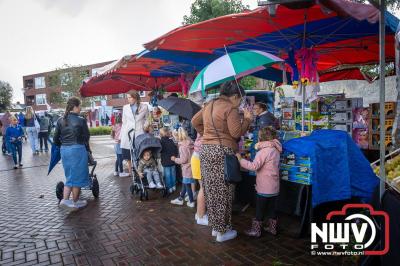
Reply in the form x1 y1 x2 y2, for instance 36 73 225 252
80 55 191 97
144 1 399 73
80 73 182 97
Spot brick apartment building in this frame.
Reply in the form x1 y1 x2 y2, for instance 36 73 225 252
22 61 154 111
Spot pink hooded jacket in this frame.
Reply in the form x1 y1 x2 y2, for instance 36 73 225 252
173 139 194 178
240 139 282 195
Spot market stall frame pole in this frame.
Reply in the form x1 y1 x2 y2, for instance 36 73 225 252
301 83 305 131
379 0 386 200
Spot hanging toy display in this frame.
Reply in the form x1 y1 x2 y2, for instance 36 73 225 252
296 47 319 85
149 88 166 107
286 48 299 89
296 47 320 102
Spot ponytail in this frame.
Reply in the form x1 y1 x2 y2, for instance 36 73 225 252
63 97 81 126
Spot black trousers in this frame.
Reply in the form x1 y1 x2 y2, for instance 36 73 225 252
38 132 49 151
256 194 278 221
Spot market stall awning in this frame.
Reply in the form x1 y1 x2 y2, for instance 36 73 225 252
80 73 182 97
144 1 399 72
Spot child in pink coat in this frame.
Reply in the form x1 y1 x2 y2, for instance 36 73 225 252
236 126 282 237
170 128 195 208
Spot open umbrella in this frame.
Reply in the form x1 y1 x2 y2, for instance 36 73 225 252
158 97 201 120
189 50 283 94
48 143 61 175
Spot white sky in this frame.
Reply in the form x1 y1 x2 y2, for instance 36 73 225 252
0 0 258 102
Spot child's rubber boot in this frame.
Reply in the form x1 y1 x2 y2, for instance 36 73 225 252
244 218 262 238
264 218 278 236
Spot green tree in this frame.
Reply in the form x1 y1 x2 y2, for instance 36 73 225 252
50 64 90 107
360 63 395 80
183 0 249 25
240 76 258 89
0 81 13 112
359 0 400 10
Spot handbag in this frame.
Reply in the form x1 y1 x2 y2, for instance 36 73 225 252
34 115 40 132
210 101 242 183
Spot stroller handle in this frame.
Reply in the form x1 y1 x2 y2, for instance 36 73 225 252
128 128 135 142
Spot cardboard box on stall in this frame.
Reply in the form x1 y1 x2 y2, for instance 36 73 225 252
353 128 369 149
331 122 352 134
370 118 394 134
353 107 370 129
370 102 397 118
369 133 393 150
330 111 353 123
333 98 363 111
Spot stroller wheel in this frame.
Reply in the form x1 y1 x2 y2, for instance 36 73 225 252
56 181 64 202
129 184 135 195
92 177 99 198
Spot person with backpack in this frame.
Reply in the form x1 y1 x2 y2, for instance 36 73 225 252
38 113 50 152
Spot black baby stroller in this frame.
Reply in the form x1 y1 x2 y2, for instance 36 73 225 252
55 146 99 202
128 130 168 201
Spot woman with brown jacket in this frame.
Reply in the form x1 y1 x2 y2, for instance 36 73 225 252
192 82 252 242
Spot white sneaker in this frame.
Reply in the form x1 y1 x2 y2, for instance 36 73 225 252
156 182 163 189
113 171 119 176
187 201 195 208
195 213 199 220
119 172 130 177
197 214 209 226
74 200 87 208
212 230 218 237
216 229 237 242
59 199 78 211
185 195 189 202
148 182 156 189
171 198 184 205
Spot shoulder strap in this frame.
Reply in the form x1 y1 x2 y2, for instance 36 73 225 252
210 100 223 148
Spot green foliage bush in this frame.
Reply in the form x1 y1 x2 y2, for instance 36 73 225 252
89 126 111 136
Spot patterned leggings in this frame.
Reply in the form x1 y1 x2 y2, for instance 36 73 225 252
200 144 235 234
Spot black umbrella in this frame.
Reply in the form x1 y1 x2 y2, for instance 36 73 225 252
158 97 201 120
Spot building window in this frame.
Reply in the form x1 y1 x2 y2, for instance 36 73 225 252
139 91 146 98
24 79 34 88
36 94 47 105
34 77 46 89
112 93 125 99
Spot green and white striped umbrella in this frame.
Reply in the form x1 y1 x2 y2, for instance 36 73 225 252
189 50 283 94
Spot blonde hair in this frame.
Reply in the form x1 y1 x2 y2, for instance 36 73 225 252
25 106 34 119
174 127 189 142
10 115 18 122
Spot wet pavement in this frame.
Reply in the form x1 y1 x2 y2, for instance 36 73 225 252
0 136 345 265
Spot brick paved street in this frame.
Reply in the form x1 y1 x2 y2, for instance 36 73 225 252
0 136 346 266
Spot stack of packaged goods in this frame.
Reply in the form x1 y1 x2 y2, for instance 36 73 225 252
280 152 312 185
369 102 396 150
280 97 295 131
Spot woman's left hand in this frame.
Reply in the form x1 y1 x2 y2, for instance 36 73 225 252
171 156 176 161
235 153 242 161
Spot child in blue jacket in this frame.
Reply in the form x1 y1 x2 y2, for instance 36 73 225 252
6 116 24 169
